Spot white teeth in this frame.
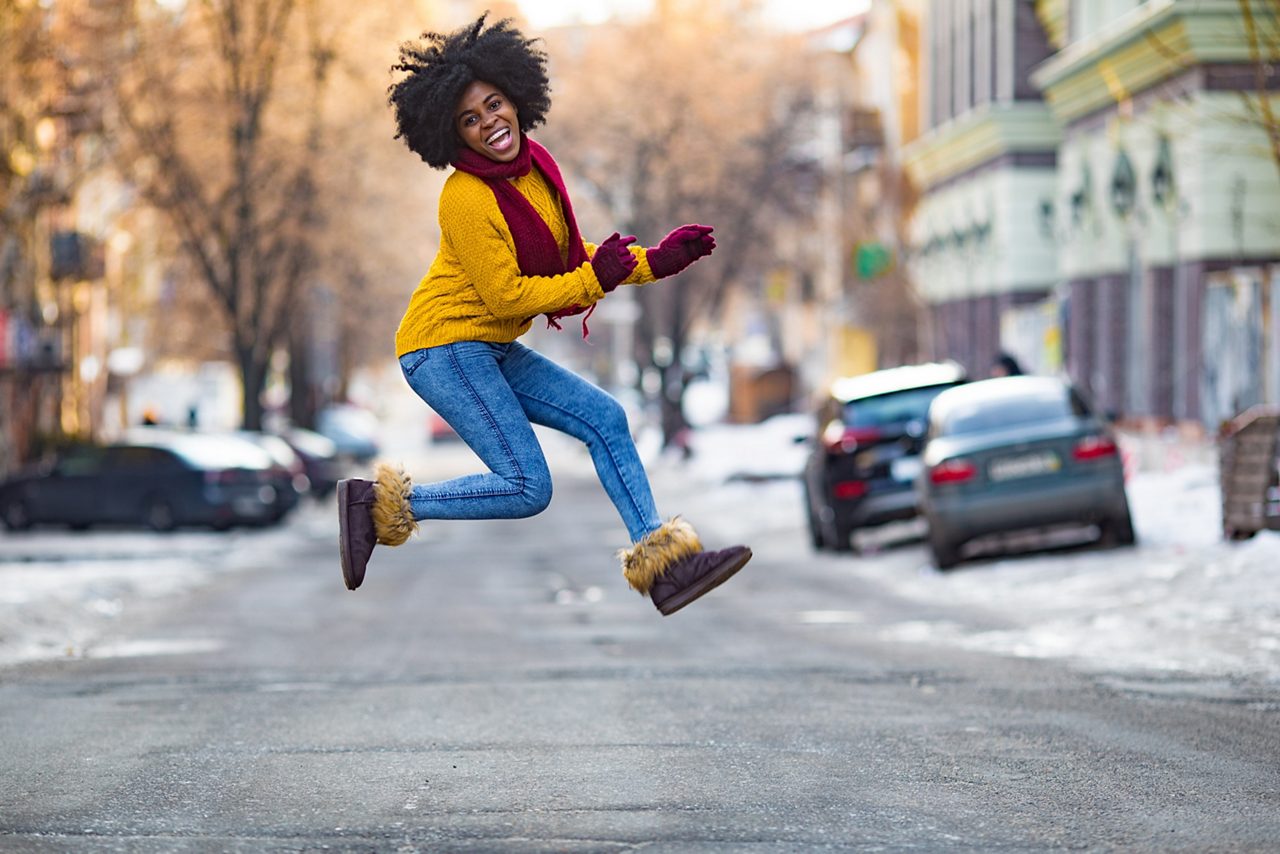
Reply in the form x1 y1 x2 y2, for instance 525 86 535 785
487 128 509 145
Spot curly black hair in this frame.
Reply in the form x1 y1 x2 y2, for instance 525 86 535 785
388 14 551 169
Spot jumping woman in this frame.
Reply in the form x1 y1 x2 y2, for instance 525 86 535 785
336 15 751 615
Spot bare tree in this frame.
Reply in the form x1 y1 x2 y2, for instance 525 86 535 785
543 6 815 444
1240 0 1280 177
104 0 335 429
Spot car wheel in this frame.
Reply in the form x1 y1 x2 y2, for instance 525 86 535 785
143 498 176 532
1 498 31 531
1100 510 1136 547
831 518 856 553
806 500 831 551
928 531 960 570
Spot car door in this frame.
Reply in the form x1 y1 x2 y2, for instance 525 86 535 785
30 447 106 525
99 446 175 524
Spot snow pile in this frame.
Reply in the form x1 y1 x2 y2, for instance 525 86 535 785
0 558 218 664
0 510 328 666
655 412 814 483
663 420 1279 682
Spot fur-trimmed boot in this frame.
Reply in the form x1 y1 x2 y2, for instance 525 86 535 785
618 518 752 616
336 462 418 590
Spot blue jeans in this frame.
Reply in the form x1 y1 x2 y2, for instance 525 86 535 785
398 341 662 543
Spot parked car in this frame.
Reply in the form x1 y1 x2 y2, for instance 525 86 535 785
803 362 967 552
276 426 341 497
918 375 1135 569
316 404 380 462
0 432 280 532
232 430 309 520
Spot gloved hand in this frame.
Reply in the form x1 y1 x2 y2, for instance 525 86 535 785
648 224 716 279
591 232 639 293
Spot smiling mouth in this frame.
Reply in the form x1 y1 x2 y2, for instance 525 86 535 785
486 127 512 150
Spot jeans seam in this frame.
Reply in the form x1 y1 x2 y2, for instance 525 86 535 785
401 350 430 377
445 344 527 498
514 388 647 526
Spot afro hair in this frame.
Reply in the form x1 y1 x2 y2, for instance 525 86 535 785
388 14 551 169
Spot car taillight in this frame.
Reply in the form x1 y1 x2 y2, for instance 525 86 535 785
832 480 868 499
1073 435 1118 461
929 458 976 485
822 420 883 452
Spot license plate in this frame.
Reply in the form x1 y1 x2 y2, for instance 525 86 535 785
232 497 268 516
890 456 923 483
989 451 1061 481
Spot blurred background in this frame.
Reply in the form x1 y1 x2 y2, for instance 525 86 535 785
4 7 1280 834
1 0 1278 491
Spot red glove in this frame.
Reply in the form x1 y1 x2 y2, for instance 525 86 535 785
647 224 715 279
591 232 639 293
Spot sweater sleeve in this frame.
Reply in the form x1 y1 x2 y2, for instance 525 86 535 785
583 240 656 287
440 176 605 320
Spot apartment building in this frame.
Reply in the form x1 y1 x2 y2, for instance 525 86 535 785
904 0 1061 379
907 0 1280 427
1034 0 1280 426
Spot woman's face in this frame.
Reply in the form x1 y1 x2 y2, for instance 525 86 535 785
455 80 520 162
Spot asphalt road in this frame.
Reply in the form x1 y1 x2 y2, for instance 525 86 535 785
1 465 1277 852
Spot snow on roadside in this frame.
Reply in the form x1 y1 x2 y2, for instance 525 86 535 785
0 556 221 665
0 504 333 666
3 409 1276 683
657 421 1280 683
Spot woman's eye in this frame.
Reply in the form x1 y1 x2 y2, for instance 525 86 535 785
488 99 501 110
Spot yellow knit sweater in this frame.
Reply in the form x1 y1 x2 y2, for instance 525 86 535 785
395 167 655 356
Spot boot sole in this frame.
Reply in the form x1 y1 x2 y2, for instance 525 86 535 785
337 480 360 591
655 547 752 616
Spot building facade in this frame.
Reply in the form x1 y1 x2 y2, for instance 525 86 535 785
1034 0 1280 427
905 0 1062 379
906 0 1280 428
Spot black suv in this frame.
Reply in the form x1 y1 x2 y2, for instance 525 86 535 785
803 362 967 552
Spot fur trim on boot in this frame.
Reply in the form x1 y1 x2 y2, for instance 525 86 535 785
372 462 418 546
617 517 702 594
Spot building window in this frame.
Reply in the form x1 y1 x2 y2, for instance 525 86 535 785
1110 149 1137 218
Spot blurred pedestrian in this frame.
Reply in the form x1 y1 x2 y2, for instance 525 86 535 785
336 15 751 615
991 352 1024 378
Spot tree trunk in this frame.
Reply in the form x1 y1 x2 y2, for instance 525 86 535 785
237 346 268 431
287 313 316 429
659 288 691 449
660 364 690 451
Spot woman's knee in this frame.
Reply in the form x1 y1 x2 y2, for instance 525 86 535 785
591 395 631 441
512 474 553 517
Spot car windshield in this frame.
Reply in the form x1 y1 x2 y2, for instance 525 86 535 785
843 384 957 428
941 386 1076 436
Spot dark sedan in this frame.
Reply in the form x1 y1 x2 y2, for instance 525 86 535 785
803 362 967 552
0 433 279 532
918 376 1135 569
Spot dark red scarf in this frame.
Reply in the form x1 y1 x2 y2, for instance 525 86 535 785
452 136 594 335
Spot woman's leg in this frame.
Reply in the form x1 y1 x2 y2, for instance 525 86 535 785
497 342 662 543
398 342 552 522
